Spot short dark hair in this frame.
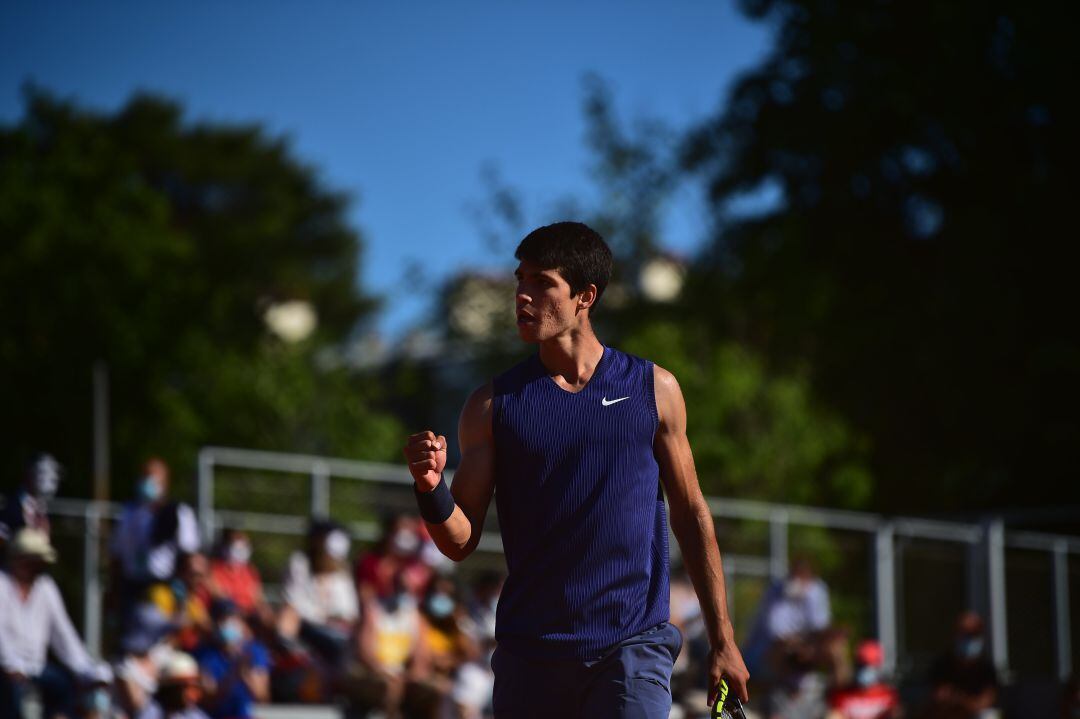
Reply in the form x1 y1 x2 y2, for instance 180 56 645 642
514 222 613 311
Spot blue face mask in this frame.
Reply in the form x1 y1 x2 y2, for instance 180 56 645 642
956 636 984 659
85 687 111 712
139 475 163 502
219 621 244 645
426 593 455 619
855 667 879 688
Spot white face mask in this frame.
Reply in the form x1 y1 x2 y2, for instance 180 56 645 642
390 528 420 555
325 530 350 561
227 541 252 564
31 456 62 498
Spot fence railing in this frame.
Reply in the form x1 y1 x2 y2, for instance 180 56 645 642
45 446 1078 685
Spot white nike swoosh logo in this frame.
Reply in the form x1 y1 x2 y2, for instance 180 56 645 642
601 396 630 406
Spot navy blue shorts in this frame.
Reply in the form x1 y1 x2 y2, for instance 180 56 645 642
492 622 683 719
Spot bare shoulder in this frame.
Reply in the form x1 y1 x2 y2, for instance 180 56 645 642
652 364 686 430
459 381 494 442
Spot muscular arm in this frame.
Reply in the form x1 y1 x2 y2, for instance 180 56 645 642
403 383 496 562
654 364 750 705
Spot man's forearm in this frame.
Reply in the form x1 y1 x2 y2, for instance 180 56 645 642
672 503 734 647
422 504 475 561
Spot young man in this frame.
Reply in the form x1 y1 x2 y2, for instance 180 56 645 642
404 222 748 717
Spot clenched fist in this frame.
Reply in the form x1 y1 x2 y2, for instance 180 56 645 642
403 431 447 491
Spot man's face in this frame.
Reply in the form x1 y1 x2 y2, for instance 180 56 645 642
514 260 584 342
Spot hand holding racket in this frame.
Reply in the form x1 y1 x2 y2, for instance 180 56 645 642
711 678 747 719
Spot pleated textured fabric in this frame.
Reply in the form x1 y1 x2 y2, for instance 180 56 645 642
492 345 669 660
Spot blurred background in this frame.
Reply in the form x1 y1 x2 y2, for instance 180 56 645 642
2 1 1076 718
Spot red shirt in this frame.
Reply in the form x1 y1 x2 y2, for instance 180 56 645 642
829 684 900 719
209 560 263 612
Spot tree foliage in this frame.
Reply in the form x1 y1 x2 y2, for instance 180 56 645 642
0 88 402 495
684 0 1076 512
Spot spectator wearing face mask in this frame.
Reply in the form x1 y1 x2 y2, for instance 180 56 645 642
0 453 62 553
279 520 359 668
347 573 431 718
740 557 833 719
927 611 998 718
355 513 433 601
193 599 269 719
208 530 268 624
827 640 901 719
110 458 201 608
0 528 112 719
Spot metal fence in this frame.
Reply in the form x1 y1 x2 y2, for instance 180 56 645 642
47 445 1079 687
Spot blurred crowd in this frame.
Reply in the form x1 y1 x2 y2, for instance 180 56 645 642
1 454 498 719
3 454 1078 719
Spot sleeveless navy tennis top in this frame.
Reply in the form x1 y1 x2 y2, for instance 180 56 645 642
491 346 670 659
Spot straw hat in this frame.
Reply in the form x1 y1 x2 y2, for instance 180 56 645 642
9 528 57 563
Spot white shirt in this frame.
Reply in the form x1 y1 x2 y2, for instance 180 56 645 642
0 570 100 678
766 577 831 640
282 551 358 624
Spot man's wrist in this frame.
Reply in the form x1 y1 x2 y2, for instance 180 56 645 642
414 474 455 523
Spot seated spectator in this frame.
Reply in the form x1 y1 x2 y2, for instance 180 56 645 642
208 530 264 617
827 640 901 719
356 512 433 601
153 652 211 719
0 453 62 554
114 603 179 719
348 575 430 718
110 458 200 613
147 552 213 652
279 520 359 668
0 528 112 719
193 599 270 719
420 576 487 719
927 611 998 718
742 557 833 719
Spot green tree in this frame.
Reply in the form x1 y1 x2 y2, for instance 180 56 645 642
0 88 402 496
683 0 1076 512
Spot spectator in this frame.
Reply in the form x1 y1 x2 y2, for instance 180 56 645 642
208 529 265 617
827 640 901 719
420 576 487 719
355 512 433 601
153 652 211 719
0 528 111 719
0 453 62 551
110 458 200 605
742 558 833 719
193 599 270 719
147 552 213 652
114 604 178 719
927 611 998 718
279 520 359 667
348 574 430 719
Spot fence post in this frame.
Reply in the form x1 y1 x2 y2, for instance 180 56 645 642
769 510 789 580
312 460 331 518
985 518 1009 676
874 522 898 675
83 502 102 658
1053 539 1072 681
198 449 215 545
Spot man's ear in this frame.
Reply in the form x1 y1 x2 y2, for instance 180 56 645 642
576 284 599 313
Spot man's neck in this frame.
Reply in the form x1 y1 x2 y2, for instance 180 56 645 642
538 326 605 391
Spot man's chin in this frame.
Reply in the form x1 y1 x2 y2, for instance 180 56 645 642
516 324 541 343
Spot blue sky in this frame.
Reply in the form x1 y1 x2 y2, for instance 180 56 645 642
1 2 770 338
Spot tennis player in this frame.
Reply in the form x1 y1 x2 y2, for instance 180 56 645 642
404 222 748 717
